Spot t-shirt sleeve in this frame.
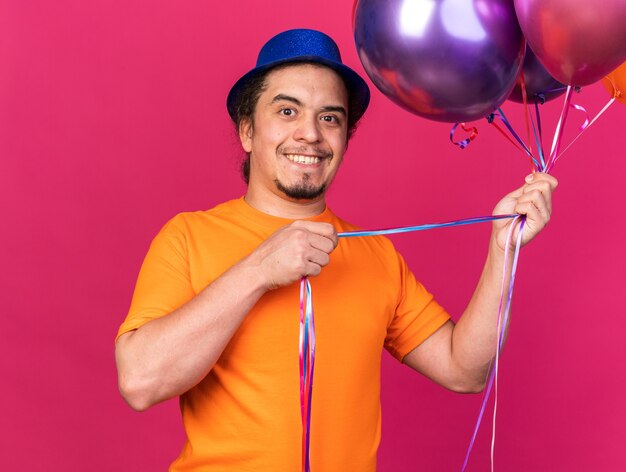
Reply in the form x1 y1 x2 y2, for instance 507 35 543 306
384 252 451 362
116 216 196 342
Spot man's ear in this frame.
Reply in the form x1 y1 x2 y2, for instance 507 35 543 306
239 118 253 153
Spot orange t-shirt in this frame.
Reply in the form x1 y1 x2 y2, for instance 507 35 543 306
117 197 450 471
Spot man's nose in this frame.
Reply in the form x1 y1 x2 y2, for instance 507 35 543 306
293 115 322 143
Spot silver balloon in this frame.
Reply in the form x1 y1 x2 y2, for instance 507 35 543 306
354 0 525 122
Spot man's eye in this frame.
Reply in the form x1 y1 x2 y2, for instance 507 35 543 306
322 115 339 123
280 108 294 116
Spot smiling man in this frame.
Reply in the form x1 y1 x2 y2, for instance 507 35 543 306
241 64 348 208
115 29 557 471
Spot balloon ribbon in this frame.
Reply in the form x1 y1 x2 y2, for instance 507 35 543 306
547 94 616 171
299 213 518 471
450 122 479 149
460 216 525 472
299 277 315 472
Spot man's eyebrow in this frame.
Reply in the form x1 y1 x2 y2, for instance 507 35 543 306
271 94 303 106
270 94 347 116
320 105 347 116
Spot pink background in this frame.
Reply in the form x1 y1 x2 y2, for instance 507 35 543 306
2 1 624 470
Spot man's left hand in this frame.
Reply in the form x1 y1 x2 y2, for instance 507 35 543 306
492 172 559 253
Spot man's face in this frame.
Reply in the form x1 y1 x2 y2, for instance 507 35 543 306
240 64 349 202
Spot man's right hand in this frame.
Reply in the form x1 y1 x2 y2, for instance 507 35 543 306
245 221 338 290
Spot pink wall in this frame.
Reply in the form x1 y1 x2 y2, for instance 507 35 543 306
2 1 624 470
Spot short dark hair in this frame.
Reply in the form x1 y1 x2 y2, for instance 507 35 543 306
229 62 364 184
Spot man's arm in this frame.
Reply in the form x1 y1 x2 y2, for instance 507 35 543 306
403 173 558 392
115 220 337 411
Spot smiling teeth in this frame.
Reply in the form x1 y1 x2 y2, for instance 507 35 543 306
285 154 321 164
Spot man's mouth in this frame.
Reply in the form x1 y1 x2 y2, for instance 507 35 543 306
283 154 324 165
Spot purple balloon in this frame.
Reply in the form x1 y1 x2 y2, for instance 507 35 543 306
354 0 524 122
508 47 565 103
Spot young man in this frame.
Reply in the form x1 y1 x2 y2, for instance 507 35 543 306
115 29 557 471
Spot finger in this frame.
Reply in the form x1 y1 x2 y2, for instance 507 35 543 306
292 221 337 241
304 261 322 277
523 180 554 213
311 222 338 248
515 200 545 228
493 186 524 216
518 197 550 228
306 248 331 268
523 179 553 196
519 189 550 217
502 185 525 201
302 249 333 277
308 233 336 254
282 225 334 252
525 172 558 191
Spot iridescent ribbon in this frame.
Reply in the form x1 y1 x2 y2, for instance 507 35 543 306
447 76 614 471
298 72 615 471
299 277 315 472
530 85 572 170
460 216 525 472
545 85 574 172
299 213 519 472
528 85 590 173
450 122 479 149
488 109 538 169
518 72 535 166
338 214 516 238
570 103 590 131
451 79 607 177
491 217 525 470
547 94 616 172
529 97 547 171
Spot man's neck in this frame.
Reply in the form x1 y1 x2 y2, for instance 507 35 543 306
244 185 327 219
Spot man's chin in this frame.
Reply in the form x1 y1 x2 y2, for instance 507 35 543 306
274 180 327 201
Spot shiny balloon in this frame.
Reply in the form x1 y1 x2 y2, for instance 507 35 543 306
514 0 626 87
508 47 565 103
603 61 626 106
354 0 524 123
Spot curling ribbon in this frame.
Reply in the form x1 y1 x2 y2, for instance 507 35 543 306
299 213 519 472
299 76 609 472
450 122 479 149
492 108 533 158
454 82 601 176
488 117 530 157
486 111 542 171
460 216 525 472
529 102 546 171
519 71 535 167
546 85 574 171
299 277 315 472
548 93 616 171
338 214 516 238
491 217 525 471
570 103 590 132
